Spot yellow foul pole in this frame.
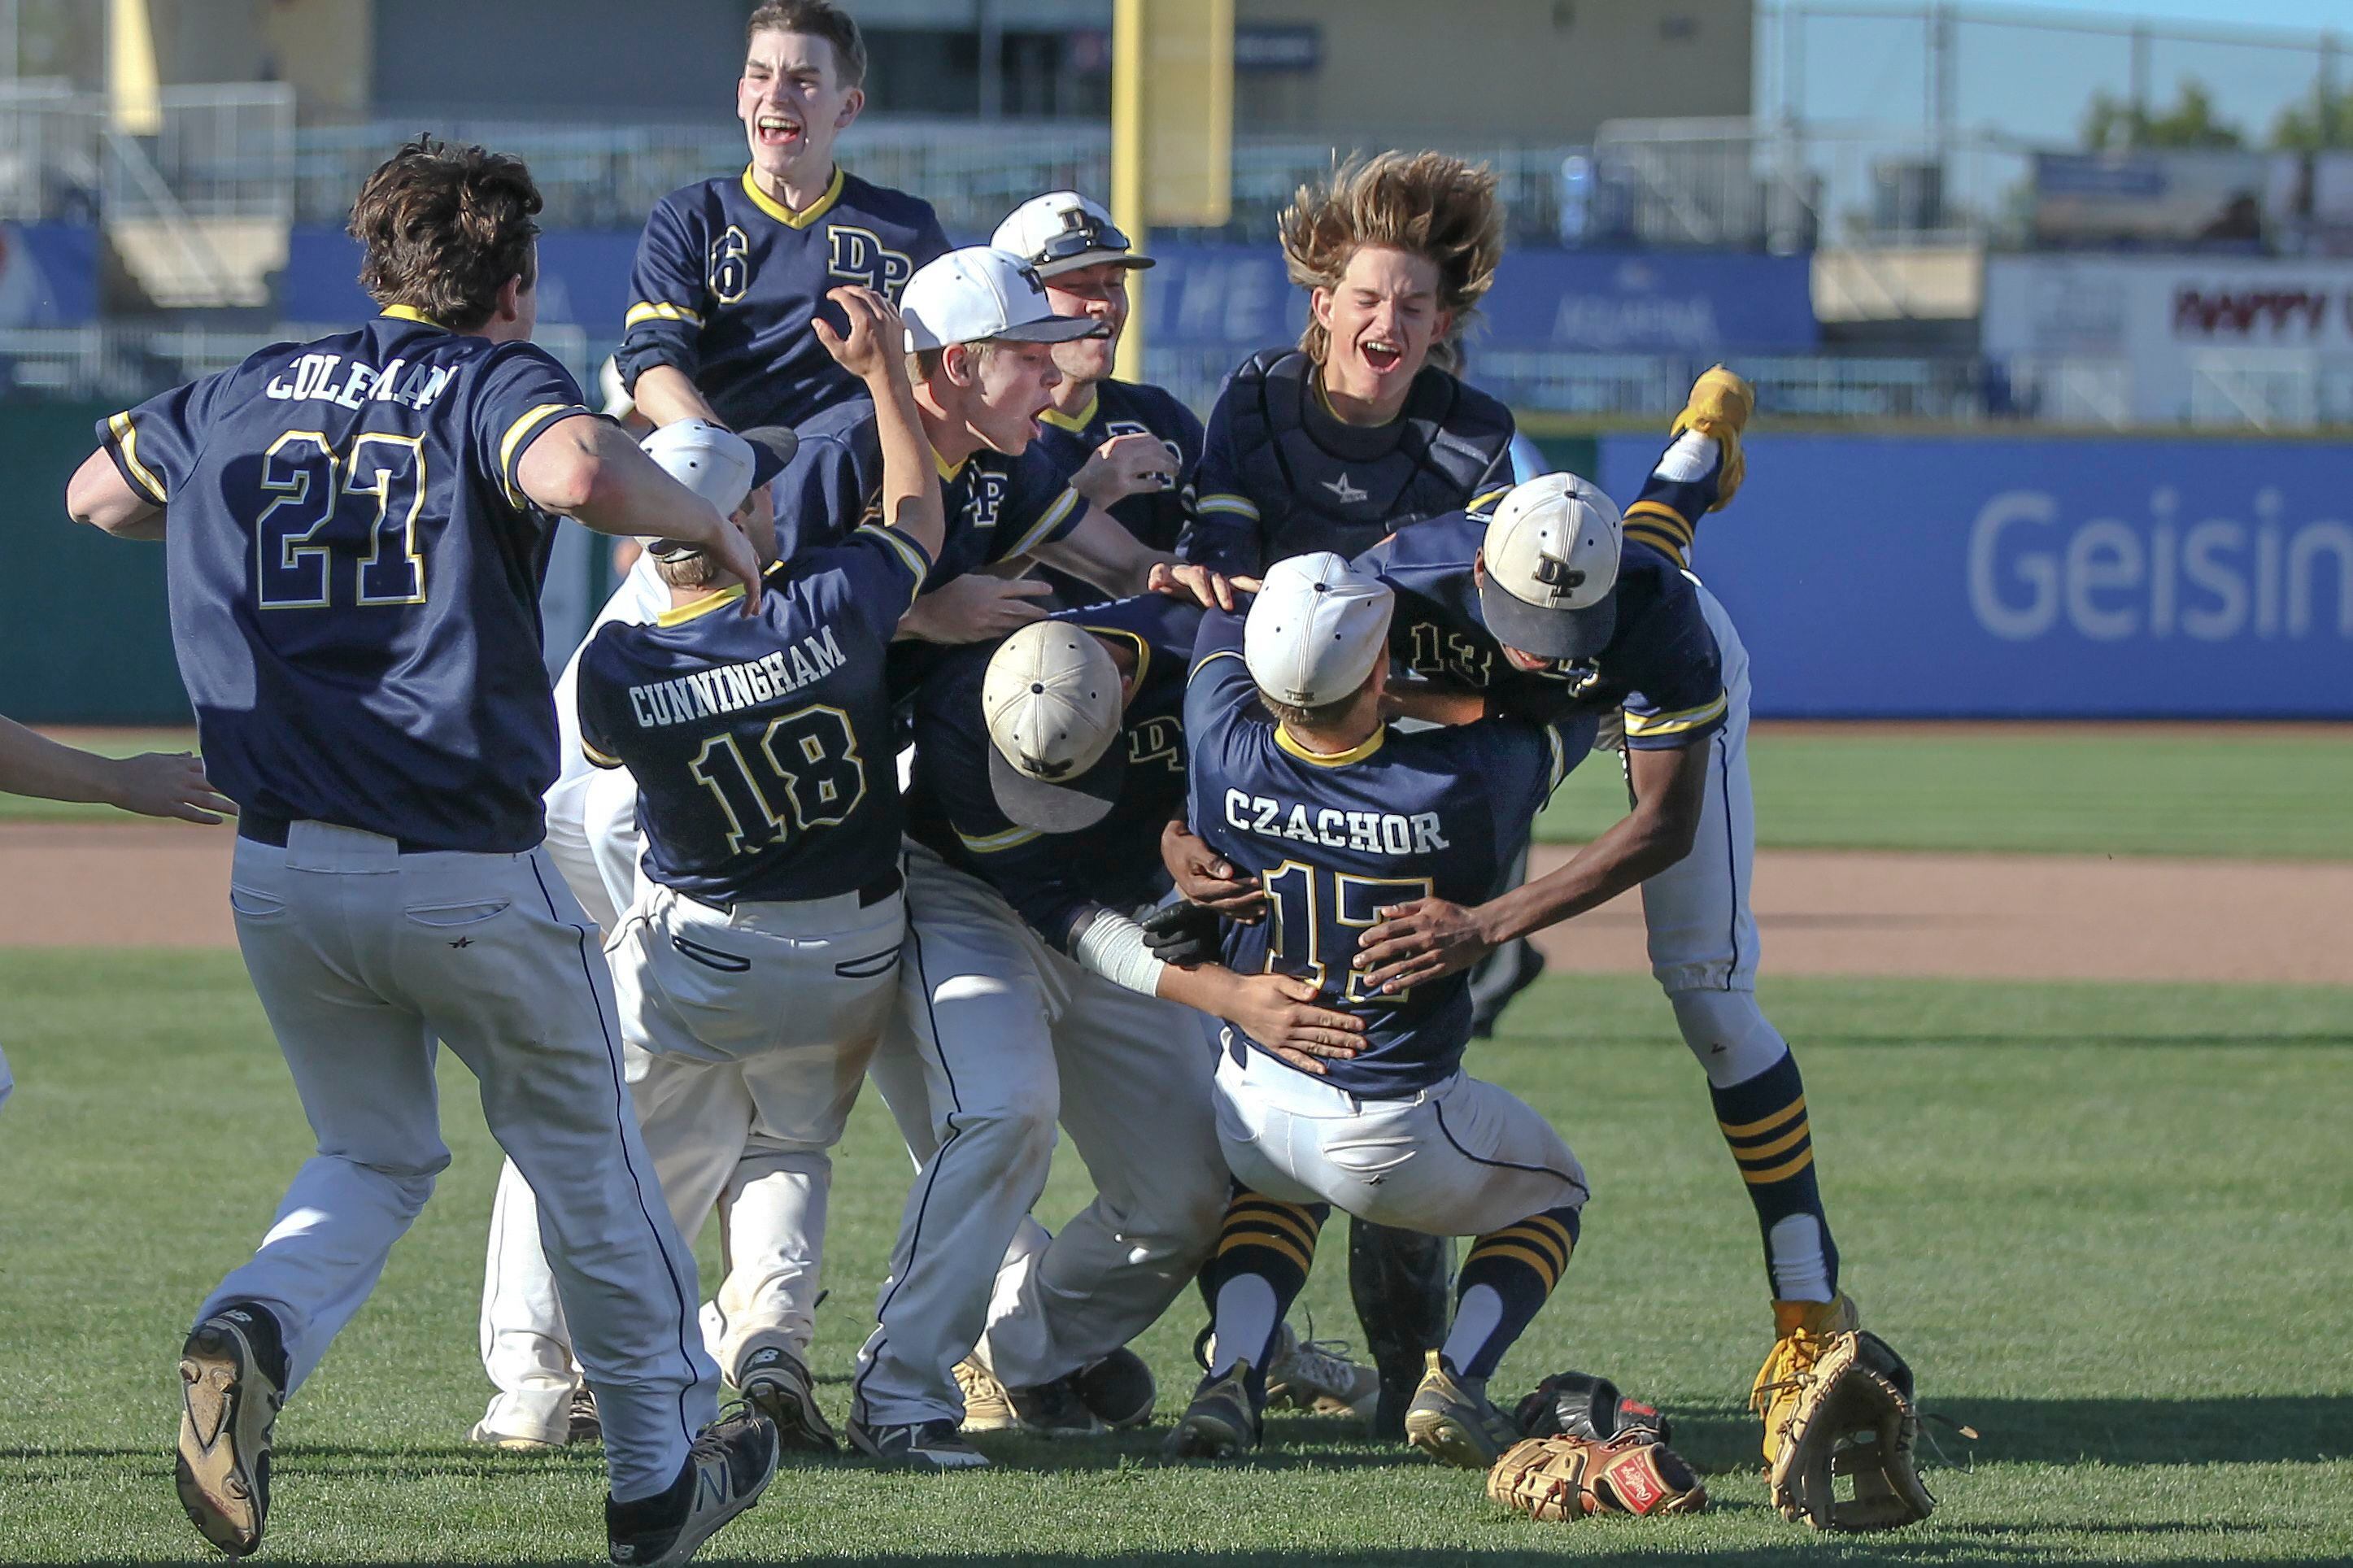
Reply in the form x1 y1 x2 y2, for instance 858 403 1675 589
1109 0 1234 385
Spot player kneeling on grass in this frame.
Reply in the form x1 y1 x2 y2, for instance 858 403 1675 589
559 288 943 1452
1163 554 1600 1469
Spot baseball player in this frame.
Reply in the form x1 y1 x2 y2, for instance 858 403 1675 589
1342 374 1891 1472
0 718 236 1117
1169 150 1521 1429
847 586 1362 1470
1166 554 1597 1468
618 0 951 432
987 191 1203 607
66 137 776 1565
474 292 927 1457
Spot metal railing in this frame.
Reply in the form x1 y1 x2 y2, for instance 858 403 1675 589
0 81 293 224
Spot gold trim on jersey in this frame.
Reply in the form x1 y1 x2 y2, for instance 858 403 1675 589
1079 624 1152 703
107 412 168 503
496 403 584 509
378 304 449 329
656 584 747 626
582 738 623 769
1007 486 1080 556
957 822 1043 854
1274 725 1386 768
740 164 845 229
1197 492 1260 520
1039 392 1098 433
932 448 970 483
854 523 933 604
1623 691 1728 739
624 301 706 329
1187 647 1246 685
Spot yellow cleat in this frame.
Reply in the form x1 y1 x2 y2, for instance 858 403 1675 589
953 1357 1017 1433
1751 1293 1859 1467
1667 364 1755 512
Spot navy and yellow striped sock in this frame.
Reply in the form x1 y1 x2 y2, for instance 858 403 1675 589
1201 1189 1328 1392
1711 1048 1841 1301
1440 1206 1581 1379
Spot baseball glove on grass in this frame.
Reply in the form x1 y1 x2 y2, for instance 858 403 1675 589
1764 1330 1934 1531
1513 1370 1672 1446
1667 364 1754 511
1486 1431 1708 1521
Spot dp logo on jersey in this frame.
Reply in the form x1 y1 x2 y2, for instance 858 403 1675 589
829 226 915 298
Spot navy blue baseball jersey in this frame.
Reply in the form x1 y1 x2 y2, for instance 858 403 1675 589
1178 348 1514 577
1020 379 1203 604
616 167 950 429
1185 612 1593 1095
769 395 1083 591
904 593 1202 947
1360 510 1728 751
575 525 933 906
99 308 593 852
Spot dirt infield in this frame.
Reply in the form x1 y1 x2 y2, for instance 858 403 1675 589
1 822 2345 986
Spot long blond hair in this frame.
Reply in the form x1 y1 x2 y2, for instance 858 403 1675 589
1280 151 1504 374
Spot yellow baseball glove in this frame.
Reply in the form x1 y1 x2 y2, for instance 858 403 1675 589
1765 1330 1935 1531
1667 365 1754 512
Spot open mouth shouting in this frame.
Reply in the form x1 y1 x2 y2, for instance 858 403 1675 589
752 112 804 151
1359 335 1405 376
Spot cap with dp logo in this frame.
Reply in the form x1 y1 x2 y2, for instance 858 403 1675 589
1476 472 1624 660
991 191 1154 278
1243 551 1397 710
982 621 1128 830
900 246 1111 354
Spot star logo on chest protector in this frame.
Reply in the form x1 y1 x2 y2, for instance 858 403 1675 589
1322 472 1368 505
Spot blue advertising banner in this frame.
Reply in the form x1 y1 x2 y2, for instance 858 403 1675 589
281 225 641 330
1595 433 2353 719
0 224 99 326
1144 243 1817 354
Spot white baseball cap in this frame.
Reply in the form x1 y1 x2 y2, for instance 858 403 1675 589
1476 472 1624 660
900 246 1109 353
638 420 798 560
983 620 1127 830
1244 552 1396 710
598 355 634 418
991 191 1154 278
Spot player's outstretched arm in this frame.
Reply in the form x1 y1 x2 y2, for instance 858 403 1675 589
626 364 723 429
65 450 165 539
1354 738 1713 993
519 415 764 614
816 285 946 564
0 716 233 824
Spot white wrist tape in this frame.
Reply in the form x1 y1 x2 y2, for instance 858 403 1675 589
1068 905 1168 998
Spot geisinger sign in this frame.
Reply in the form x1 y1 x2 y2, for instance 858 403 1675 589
1595 434 2352 718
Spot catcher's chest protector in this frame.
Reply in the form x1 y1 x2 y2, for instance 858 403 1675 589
1228 349 1512 562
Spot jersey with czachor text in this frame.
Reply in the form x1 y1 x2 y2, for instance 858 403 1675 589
903 593 1202 947
98 308 590 852
1184 611 1594 1095
1360 510 1730 751
617 167 950 429
573 526 933 907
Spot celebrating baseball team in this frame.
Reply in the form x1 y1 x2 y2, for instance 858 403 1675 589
51 2 1941 1562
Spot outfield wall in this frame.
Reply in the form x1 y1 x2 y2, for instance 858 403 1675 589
1597 433 2353 719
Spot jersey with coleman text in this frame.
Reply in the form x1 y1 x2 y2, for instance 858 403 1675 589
616 167 950 429
1358 511 1729 751
1185 612 1594 1095
904 593 1203 948
99 309 591 853
1019 379 1204 605
574 526 933 907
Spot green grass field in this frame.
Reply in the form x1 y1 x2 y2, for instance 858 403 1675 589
1 952 2346 1565
18 726 2351 860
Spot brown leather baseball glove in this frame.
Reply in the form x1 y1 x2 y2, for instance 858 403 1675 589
1486 1430 1708 1521
1764 1329 1935 1531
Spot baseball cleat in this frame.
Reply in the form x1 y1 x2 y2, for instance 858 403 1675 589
1404 1351 1521 1470
1753 1293 1860 1467
1004 1373 1105 1437
569 1386 604 1444
1162 1362 1261 1460
1209 1322 1380 1419
606 1406 778 1568
735 1343 837 1453
847 1416 991 1471
1074 1347 1156 1429
175 1304 286 1558
952 1357 1017 1432
467 1418 564 1453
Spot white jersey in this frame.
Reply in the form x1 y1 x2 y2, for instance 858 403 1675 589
551 554 669 793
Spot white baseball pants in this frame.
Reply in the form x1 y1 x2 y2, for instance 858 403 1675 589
1209 1039 1589 1236
852 844 1229 1427
201 823 717 1503
1641 580 1789 1087
477 877 904 1444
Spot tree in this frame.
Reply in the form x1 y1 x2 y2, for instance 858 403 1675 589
2271 89 2353 150
2081 80 2246 151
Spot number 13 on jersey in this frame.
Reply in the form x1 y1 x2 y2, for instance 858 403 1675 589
1261 860 1433 1004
